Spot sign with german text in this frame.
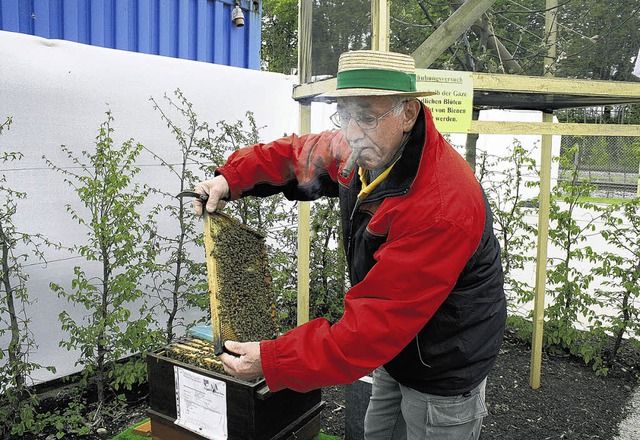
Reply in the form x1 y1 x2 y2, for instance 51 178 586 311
416 69 473 133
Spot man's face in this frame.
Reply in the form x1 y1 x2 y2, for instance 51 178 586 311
336 96 418 170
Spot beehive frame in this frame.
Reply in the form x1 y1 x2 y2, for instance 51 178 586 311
203 212 278 348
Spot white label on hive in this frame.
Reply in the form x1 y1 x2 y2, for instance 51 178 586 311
174 366 228 439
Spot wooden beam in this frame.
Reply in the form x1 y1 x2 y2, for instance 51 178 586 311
469 121 640 137
297 105 311 327
530 0 558 390
473 72 640 99
529 112 554 391
412 0 497 68
292 74 640 103
293 78 335 102
297 0 312 326
371 0 390 51
298 0 312 83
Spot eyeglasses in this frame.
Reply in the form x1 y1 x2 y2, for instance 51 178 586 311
330 101 406 130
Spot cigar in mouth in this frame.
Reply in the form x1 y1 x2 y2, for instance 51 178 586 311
340 149 361 178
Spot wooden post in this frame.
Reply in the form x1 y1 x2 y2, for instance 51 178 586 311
543 0 559 76
530 0 559 390
297 107 311 326
371 0 390 51
297 0 312 326
530 111 554 389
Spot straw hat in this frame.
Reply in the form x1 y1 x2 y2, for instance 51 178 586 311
320 50 435 99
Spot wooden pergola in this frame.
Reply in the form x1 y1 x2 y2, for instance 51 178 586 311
292 0 640 390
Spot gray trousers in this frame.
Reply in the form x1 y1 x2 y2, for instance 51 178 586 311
364 367 488 440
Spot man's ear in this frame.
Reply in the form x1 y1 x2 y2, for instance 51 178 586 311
402 99 422 132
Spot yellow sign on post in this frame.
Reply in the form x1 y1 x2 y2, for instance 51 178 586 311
416 69 473 133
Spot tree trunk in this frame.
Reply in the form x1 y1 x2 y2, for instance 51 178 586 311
0 220 24 390
611 259 640 363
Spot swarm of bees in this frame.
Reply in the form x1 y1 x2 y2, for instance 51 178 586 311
166 338 225 373
165 212 279 373
210 212 279 342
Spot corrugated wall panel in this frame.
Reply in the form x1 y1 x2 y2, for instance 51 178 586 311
137 0 156 55
0 0 260 69
213 0 226 65
159 0 176 57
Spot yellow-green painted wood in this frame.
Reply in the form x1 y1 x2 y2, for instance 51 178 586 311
297 103 311 325
529 121 554 390
292 73 640 105
371 0 390 51
297 198 311 326
468 121 640 137
473 72 640 99
530 1 558 389
297 0 313 326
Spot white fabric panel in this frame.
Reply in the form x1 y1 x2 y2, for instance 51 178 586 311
0 30 304 382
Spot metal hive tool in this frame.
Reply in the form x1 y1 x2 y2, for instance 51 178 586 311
201 212 279 356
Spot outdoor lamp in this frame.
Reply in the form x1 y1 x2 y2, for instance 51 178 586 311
232 3 245 27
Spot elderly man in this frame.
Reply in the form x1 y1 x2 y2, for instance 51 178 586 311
194 50 506 440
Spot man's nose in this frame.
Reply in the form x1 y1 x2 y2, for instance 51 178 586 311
344 118 365 143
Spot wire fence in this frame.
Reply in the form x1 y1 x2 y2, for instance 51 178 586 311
559 135 640 199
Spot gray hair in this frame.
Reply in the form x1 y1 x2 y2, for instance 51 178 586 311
390 96 417 115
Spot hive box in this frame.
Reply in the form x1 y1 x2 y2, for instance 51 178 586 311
345 376 373 440
147 348 323 440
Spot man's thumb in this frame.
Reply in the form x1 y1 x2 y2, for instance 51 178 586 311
224 340 241 356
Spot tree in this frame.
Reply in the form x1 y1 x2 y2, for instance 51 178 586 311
555 0 640 82
145 90 218 342
311 0 372 76
477 140 538 308
545 147 604 351
262 0 299 73
592 199 640 374
45 112 161 427
261 0 371 76
308 198 348 324
262 0 640 81
0 117 56 437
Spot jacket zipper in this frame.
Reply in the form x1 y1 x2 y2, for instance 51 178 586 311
346 187 410 261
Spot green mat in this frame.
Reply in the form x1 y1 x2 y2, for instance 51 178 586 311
111 419 149 440
111 419 340 440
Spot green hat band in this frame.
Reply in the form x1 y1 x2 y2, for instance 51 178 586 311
337 68 417 92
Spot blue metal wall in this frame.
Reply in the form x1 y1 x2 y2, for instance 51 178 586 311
0 0 261 69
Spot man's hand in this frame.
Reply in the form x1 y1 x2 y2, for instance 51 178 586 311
194 175 230 215
220 341 263 382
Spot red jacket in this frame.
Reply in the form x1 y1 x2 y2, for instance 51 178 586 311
217 105 505 395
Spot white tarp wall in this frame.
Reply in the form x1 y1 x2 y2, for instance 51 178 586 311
0 30 338 383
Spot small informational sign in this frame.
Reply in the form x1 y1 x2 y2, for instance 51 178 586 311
174 366 228 440
416 69 474 133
